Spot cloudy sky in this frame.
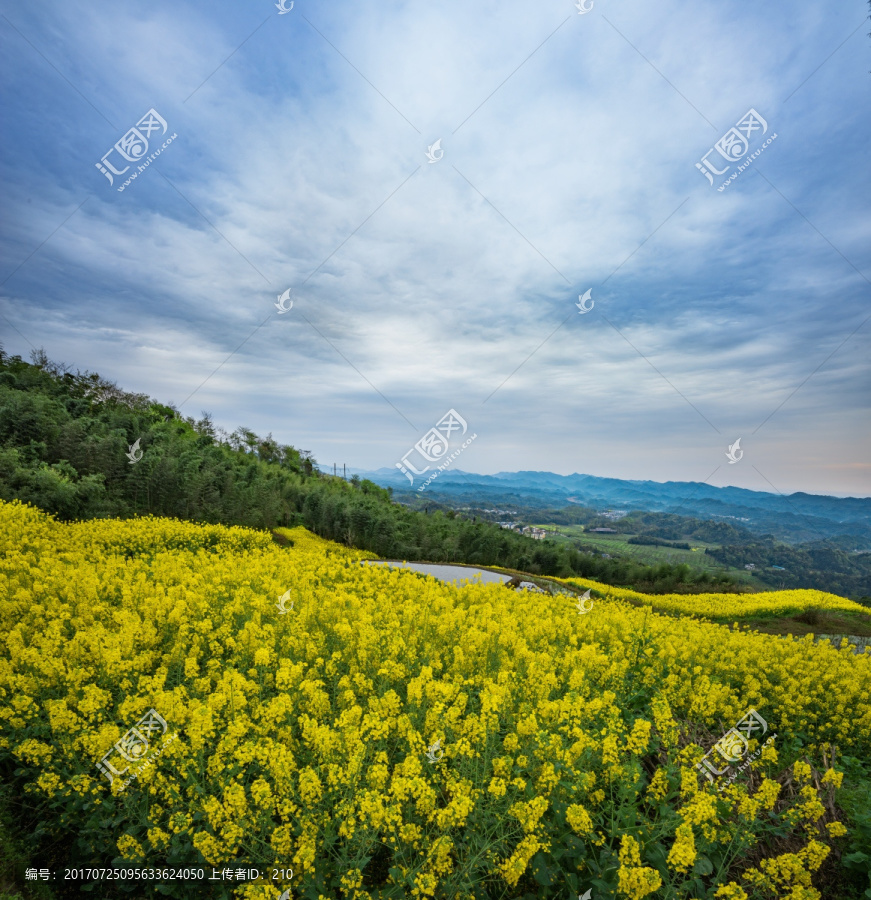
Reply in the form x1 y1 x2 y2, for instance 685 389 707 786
1 0 869 497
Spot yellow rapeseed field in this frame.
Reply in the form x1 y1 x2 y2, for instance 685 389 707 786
561 577 871 622
1 499 868 899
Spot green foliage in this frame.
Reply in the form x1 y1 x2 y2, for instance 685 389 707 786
628 535 692 550
0 783 55 900
707 540 871 598
838 755 871 896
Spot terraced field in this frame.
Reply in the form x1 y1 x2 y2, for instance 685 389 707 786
534 524 757 583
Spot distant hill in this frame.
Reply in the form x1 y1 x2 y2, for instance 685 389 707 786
360 468 871 547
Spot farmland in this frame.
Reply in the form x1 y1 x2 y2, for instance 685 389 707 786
535 525 763 585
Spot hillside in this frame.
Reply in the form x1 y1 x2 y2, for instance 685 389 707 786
0 349 743 595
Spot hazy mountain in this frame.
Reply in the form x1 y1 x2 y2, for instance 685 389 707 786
359 468 871 546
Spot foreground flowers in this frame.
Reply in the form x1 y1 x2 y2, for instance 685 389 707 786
1 500 867 899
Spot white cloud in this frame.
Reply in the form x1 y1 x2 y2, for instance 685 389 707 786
1 0 868 495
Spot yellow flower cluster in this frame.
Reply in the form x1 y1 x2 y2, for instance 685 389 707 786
617 834 662 898
717 839 830 899
0 499 866 899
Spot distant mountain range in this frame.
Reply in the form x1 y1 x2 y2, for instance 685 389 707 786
356 468 871 546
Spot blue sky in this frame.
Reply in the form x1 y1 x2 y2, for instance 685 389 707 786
1 0 869 496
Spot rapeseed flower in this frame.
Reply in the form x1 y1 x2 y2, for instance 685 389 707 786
0 500 865 899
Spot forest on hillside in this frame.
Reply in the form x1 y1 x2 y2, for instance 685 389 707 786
0 348 746 594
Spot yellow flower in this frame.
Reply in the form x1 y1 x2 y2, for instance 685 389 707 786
168 812 192 834
645 768 669 801
429 836 454 876
566 803 594 836
743 844 826 894
667 823 696 873
298 767 323 805
116 834 145 862
651 696 679 749
508 797 548 834
35 771 62 794
793 760 812 782
413 871 437 898
799 840 830 872
399 823 422 846
340 869 364 892
498 835 542 887
821 768 844 789
626 718 652 755
617 834 662 899
487 777 507 798
250 777 274 810
2 500 869 900
761 741 778 764
147 827 170 851
755 778 781 811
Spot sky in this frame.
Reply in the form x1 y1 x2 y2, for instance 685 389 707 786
1 0 869 498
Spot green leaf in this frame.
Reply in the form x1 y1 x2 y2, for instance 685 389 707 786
693 855 714 876
646 842 669 869
532 851 552 886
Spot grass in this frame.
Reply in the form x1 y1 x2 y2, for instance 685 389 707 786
741 608 871 640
